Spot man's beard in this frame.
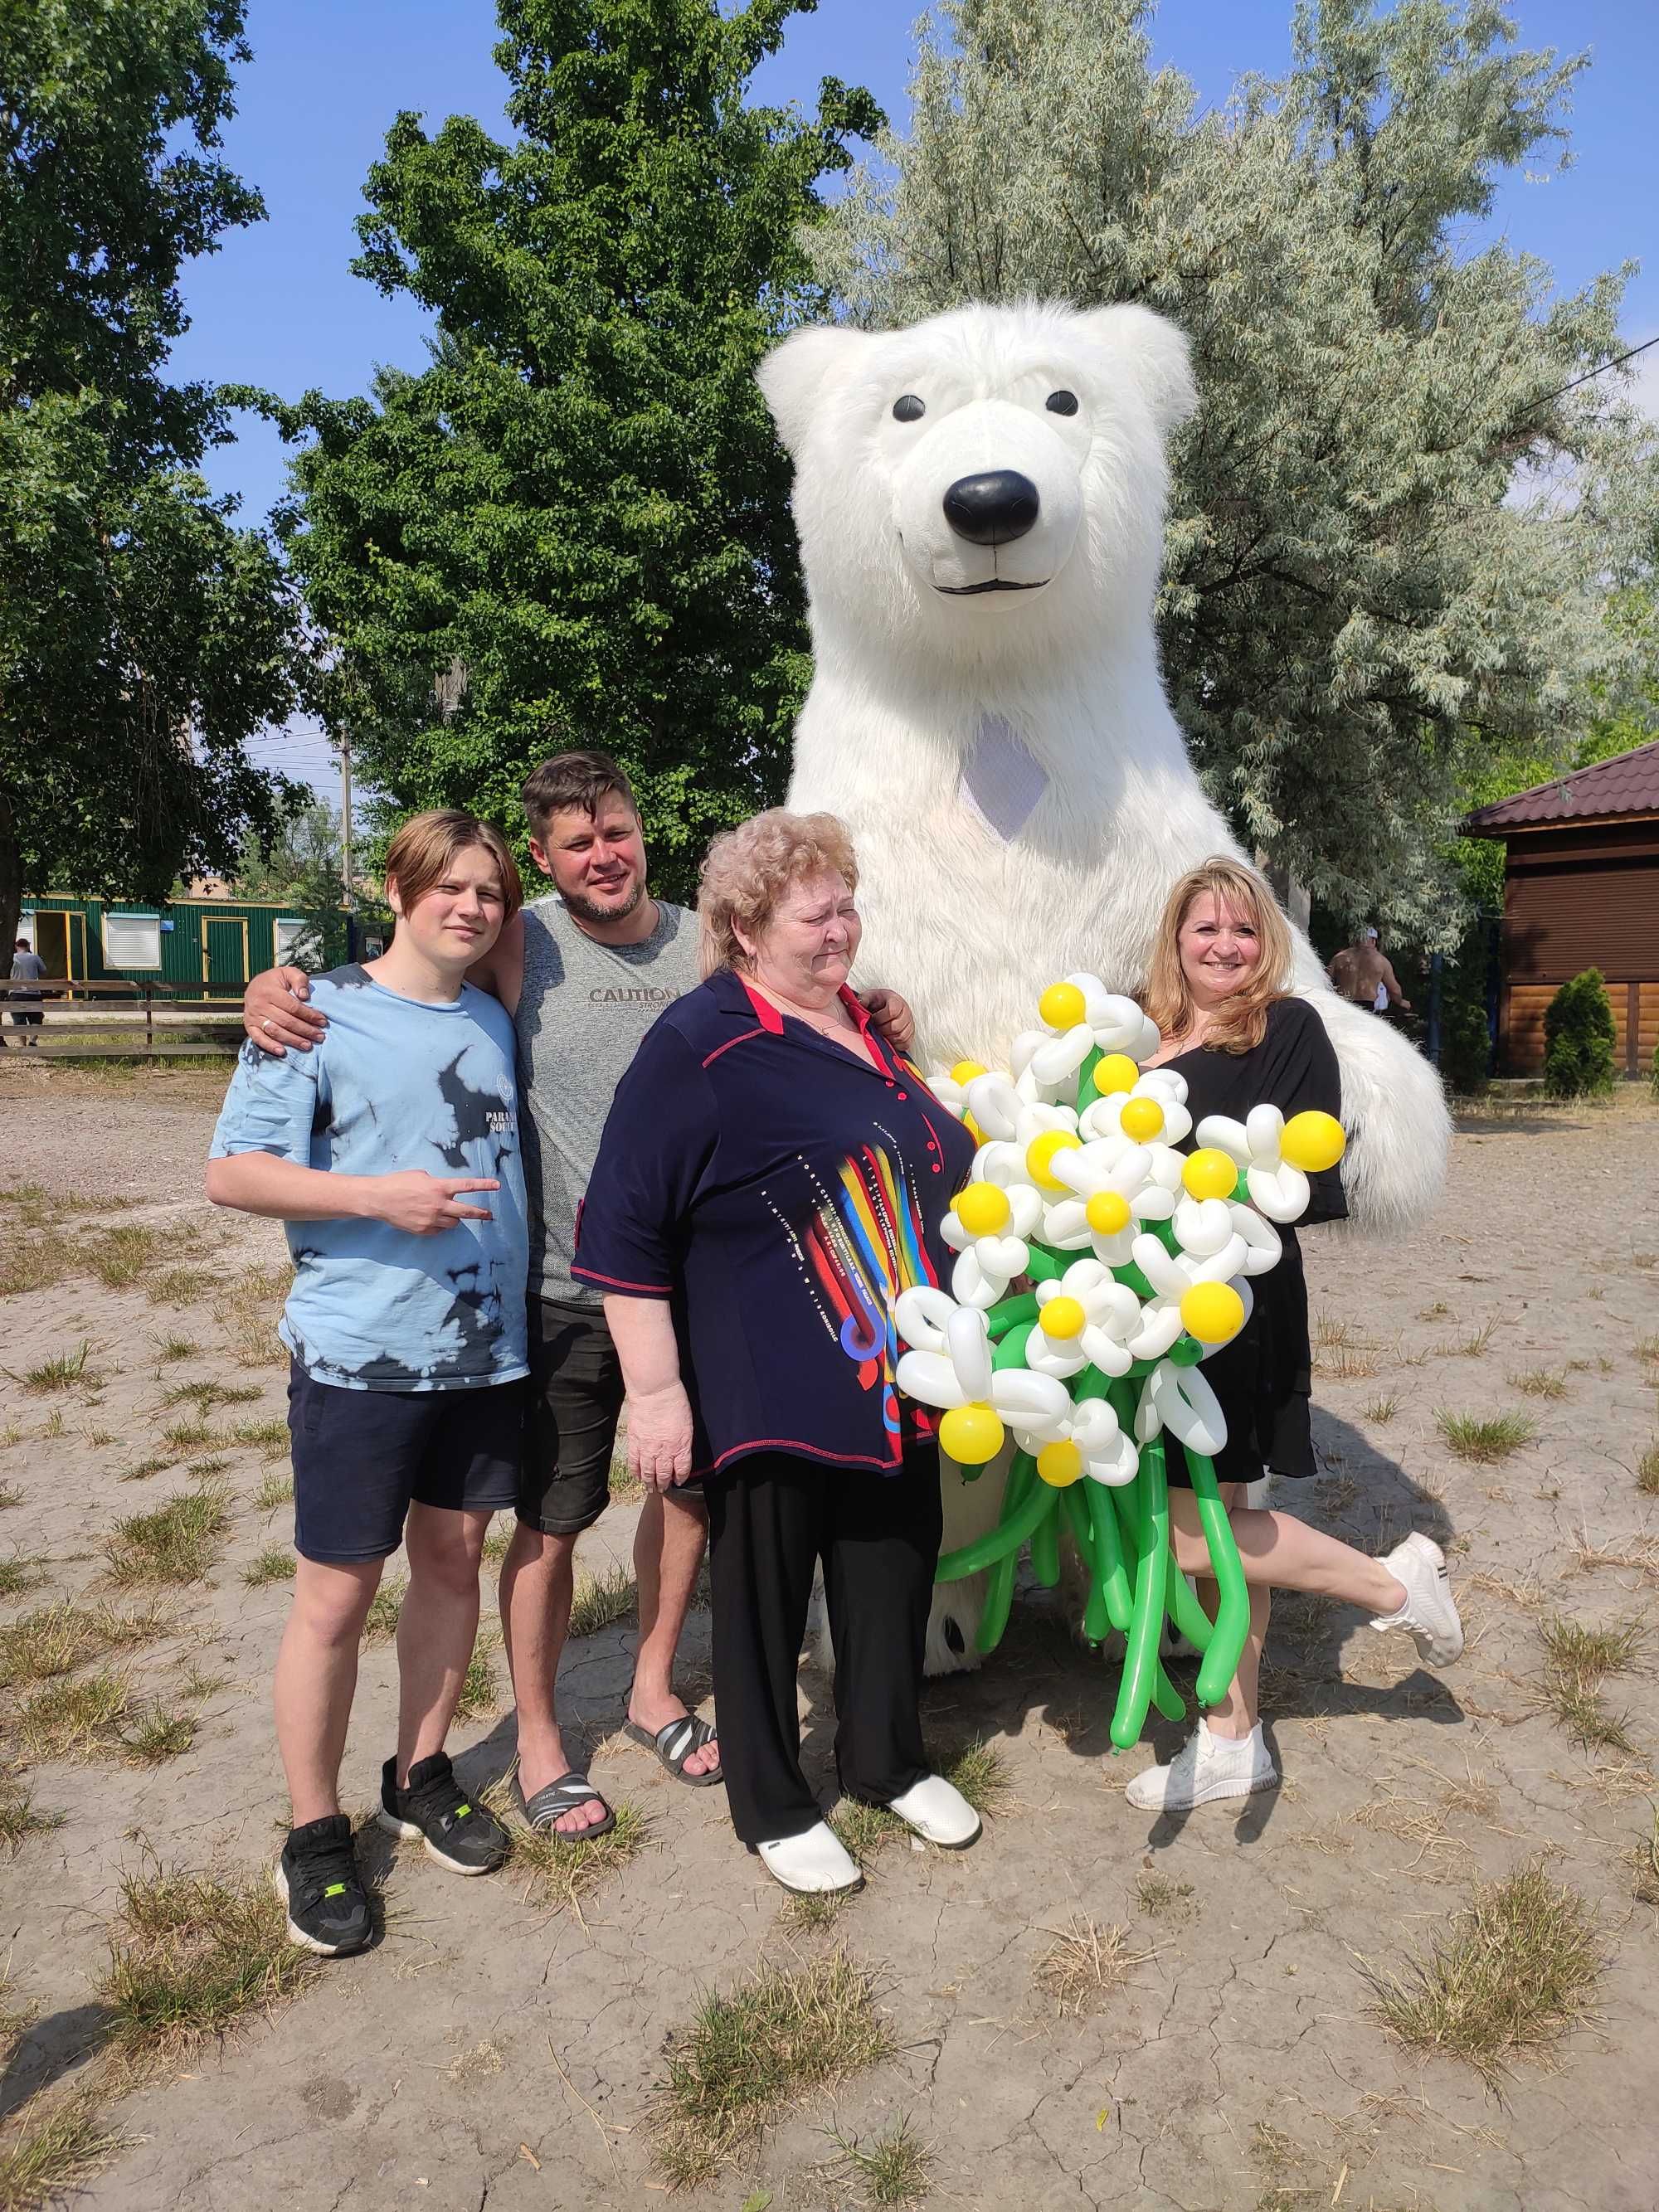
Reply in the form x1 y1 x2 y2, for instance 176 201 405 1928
562 875 645 927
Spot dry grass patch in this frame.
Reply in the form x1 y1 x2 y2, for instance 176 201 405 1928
253 1469 294 1513
509 1799 649 1919
479 1514 513 1564
652 1948 893 2190
15 1340 98 1393
1635 1334 1659 1373
154 1335 197 1364
146 1266 214 1307
103 1483 229 1585
0 1485 18 1509
1136 1872 1196 1920
124 1707 197 1765
1034 1914 1144 2018
1638 1444 1659 1498
15 1670 132 1761
158 1378 261 1417
0 1784 65 1854
221 1265 292 1368
567 1562 635 1639
1361 1393 1400 1424
825 2115 934 2205
1463 1569 1543 1611
1434 1318 1498 1360
85 1223 165 1290
1539 1615 1642 1754
454 1639 499 1721
1367 1859 1601 2083
229 1417 289 1458
1634 1808 1659 1908
0 2088 122 2211
241 1544 293 1589
0 1557 37 1599
607 1451 645 1507
0 1597 170 1690
95 1860 319 2070
362 1573 406 1641
1435 1410 1535 1464
1510 1366 1568 1400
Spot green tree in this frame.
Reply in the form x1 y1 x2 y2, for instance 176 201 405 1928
0 0 310 961
810 0 1659 940
1543 967 1618 1099
260 0 880 900
225 801 352 969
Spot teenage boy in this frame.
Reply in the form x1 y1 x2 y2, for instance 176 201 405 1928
243 753 914 1840
208 810 528 1954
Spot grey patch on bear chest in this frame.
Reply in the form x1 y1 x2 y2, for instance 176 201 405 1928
958 714 1048 841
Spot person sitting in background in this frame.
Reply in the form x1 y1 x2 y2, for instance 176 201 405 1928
1124 858 1460 1814
572 809 980 1896
207 809 526 1954
1327 926 1411 1015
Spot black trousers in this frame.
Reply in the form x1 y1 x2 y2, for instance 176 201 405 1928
704 1440 943 1847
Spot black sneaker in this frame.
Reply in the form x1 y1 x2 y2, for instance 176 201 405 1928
275 1814 372 1956
377 1752 510 1874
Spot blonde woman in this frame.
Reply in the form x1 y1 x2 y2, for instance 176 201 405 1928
1126 858 1462 1812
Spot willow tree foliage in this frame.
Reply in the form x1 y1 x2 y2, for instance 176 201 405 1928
810 0 1657 936
0 1 310 960
267 0 880 897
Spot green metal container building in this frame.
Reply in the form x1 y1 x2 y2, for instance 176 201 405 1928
18 893 312 1000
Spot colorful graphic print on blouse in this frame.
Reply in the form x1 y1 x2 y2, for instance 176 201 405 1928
800 1142 938 1454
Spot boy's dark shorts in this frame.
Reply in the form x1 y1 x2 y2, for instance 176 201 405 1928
288 1361 524 1563
519 1296 627 1536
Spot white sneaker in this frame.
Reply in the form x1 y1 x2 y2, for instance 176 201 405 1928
883 1773 982 1849
756 1820 863 1894
1125 1723 1277 1811
1370 1531 1464 1666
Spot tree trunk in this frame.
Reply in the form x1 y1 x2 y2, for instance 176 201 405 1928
0 788 22 985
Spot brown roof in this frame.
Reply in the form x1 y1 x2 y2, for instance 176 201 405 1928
1462 737 1659 835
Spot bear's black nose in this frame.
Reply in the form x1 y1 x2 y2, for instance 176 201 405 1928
942 469 1040 547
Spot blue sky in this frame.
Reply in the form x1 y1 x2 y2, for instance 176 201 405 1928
173 0 1658 790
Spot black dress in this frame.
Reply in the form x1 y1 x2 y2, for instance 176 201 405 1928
1160 997 1346 1489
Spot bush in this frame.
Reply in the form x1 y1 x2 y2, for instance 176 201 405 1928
1438 918 1495 1095
1543 970 1618 1099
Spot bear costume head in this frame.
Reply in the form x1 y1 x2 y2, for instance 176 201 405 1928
759 300 1194 677
759 299 1448 1243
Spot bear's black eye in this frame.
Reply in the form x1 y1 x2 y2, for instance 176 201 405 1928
891 393 926 422
1045 389 1079 416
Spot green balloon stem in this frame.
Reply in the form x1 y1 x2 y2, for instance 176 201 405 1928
1024 1242 1065 1282
1112 1436 1170 1750
1186 1448 1252 1708
1075 1046 1102 1116
1029 1493 1062 1587
1167 1333 1204 1368
976 1550 1017 1653
985 1291 1039 1338
937 1451 1046 1582
1150 1656 1186 1723
1084 1478 1133 1631
1115 1260 1156 1300
992 1323 1034 1372
1163 1547 1217 1652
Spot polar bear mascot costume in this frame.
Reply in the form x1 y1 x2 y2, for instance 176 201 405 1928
757 299 1448 1672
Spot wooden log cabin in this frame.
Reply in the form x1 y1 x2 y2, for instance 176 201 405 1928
1462 738 1659 1078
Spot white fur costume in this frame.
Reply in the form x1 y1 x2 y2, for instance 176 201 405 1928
757 300 1447 1672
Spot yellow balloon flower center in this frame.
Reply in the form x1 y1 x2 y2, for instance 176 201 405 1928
1085 1189 1131 1237
950 1059 988 1088
1025 1128 1082 1192
952 1181 1011 1238
1182 1147 1238 1201
939 1403 1005 1466
1036 1439 1084 1487
1092 1053 1140 1096
1119 1096 1165 1143
1039 1294 1087 1341
1280 1110 1345 1174
1039 981 1087 1031
1180 1281 1246 1346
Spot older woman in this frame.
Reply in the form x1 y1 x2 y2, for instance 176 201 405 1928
572 810 980 1893
1126 858 1463 1813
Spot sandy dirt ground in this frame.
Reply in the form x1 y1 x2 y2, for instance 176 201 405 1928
1 1057 1657 2212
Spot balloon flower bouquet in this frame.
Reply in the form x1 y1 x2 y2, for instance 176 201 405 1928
896 975 1345 1750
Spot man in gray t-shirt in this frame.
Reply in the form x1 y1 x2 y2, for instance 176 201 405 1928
7 941 47 1046
247 751 912 1840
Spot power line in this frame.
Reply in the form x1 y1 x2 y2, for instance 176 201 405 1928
1525 332 1659 415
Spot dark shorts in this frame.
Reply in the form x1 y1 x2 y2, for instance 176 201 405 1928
9 1008 42 1027
519 1296 627 1535
287 1360 524 1564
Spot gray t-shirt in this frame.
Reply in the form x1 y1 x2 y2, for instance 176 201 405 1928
515 896 702 1304
9 950 46 997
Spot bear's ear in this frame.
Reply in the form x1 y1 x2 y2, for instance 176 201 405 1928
1073 304 1198 434
756 325 874 454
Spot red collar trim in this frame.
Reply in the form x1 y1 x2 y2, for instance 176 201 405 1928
737 977 786 1034
838 984 874 1035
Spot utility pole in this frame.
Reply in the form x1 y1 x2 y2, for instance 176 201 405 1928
339 733 355 964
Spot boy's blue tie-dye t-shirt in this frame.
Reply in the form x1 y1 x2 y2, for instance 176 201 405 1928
210 965 528 1391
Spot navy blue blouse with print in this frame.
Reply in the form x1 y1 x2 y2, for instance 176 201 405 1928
572 967 977 1479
